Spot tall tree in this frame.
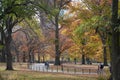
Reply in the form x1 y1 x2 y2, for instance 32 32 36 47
0 0 35 70
111 0 120 80
73 0 111 66
61 1 103 64
12 19 42 63
36 0 71 65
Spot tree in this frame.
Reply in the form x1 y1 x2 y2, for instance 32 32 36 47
71 0 111 66
0 0 35 70
60 1 103 64
20 19 42 63
12 18 42 63
36 0 71 65
110 0 120 80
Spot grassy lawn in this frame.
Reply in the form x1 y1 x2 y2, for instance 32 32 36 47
0 70 99 80
0 63 109 80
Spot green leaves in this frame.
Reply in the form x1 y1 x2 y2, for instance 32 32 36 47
75 15 110 38
19 17 42 38
51 8 60 16
74 23 88 37
47 8 60 19
1 0 35 19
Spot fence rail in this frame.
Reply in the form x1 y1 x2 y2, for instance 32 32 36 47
28 64 102 75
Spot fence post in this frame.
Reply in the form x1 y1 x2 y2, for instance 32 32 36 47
43 67 44 72
39 66 40 71
82 69 84 74
61 65 64 72
67 67 69 73
51 67 53 72
57 66 58 72
89 69 91 74
36 66 37 71
47 67 48 72
74 68 76 74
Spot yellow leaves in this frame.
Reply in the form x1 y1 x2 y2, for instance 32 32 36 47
59 0 110 61
84 32 89 36
71 19 81 27
90 35 100 41
61 29 67 34
68 43 79 54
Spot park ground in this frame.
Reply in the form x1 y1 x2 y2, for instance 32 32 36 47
0 63 110 80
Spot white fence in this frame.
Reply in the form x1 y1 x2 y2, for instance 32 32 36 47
28 63 104 75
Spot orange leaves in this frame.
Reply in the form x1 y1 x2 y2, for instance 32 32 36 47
60 38 73 53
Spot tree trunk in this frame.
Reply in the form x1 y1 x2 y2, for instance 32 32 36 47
16 53 19 62
54 16 60 65
81 54 85 64
28 52 32 63
81 47 85 64
6 52 13 70
1 49 6 62
55 54 60 65
38 52 40 63
111 32 120 80
23 53 26 62
98 31 108 66
103 46 108 66
5 16 16 70
102 40 108 66
31 52 34 63
5 33 13 70
1 30 6 62
111 0 120 80
43 55 45 62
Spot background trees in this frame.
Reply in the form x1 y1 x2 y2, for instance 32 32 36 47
61 1 104 64
0 2 119 80
65 0 111 65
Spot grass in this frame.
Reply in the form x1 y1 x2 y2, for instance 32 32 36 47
0 63 109 80
0 70 98 80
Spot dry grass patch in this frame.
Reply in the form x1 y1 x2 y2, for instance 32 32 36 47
0 70 99 80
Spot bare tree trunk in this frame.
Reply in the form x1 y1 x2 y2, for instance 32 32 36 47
42 55 45 62
103 46 107 65
16 54 19 62
1 49 6 62
23 53 26 62
31 52 34 63
38 52 40 63
28 51 32 63
111 0 120 80
102 40 108 66
98 31 108 66
5 31 13 70
81 46 85 64
1 29 6 62
82 54 85 64
54 16 60 65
